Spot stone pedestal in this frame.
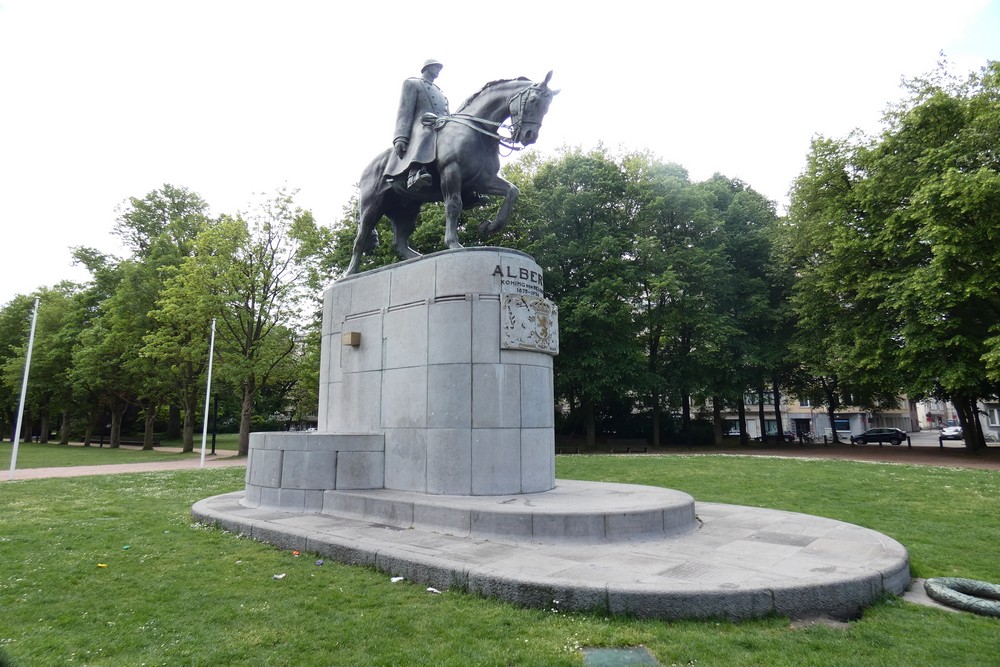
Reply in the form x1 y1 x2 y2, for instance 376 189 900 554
244 248 560 508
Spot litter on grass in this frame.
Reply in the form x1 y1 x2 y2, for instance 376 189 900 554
391 576 405 583
273 573 286 580
426 587 441 594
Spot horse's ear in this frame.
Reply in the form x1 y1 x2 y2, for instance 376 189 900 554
540 70 559 95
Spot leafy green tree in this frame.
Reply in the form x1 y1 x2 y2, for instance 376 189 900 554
153 189 319 455
0 295 37 441
787 61 1000 447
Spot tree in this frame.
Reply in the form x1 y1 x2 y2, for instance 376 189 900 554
787 61 1000 448
154 189 318 455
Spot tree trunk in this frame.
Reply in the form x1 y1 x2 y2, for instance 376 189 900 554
59 409 71 444
142 406 158 450
953 395 984 450
21 409 31 442
737 398 748 446
584 400 597 448
826 403 839 444
83 408 100 447
651 390 661 448
757 383 768 445
39 408 50 444
238 376 257 457
109 400 126 448
166 404 182 440
712 397 723 446
772 381 784 444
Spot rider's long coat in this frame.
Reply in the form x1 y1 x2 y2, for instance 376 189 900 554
384 76 449 178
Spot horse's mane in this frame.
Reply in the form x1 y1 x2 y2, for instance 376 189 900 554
456 77 532 113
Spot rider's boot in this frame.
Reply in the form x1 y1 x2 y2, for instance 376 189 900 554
407 167 432 190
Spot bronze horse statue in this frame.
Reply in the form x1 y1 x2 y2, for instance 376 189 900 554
345 72 558 275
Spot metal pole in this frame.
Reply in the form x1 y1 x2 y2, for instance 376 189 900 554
211 393 218 456
199 318 217 469
9 297 40 480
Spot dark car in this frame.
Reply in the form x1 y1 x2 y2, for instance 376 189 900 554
850 428 907 446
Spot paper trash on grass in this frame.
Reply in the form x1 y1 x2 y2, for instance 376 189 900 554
390 576 405 583
273 573 286 580
426 587 441 594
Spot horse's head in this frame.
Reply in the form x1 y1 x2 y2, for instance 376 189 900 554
508 71 558 146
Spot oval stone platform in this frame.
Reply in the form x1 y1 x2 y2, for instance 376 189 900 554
193 480 910 621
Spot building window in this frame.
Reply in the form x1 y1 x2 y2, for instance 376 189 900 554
988 407 1000 427
798 398 810 407
765 419 778 435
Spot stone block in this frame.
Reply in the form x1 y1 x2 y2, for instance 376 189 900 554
322 490 367 517
412 504 472 536
304 490 325 513
428 299 472 364
306 533 377 567
375 550 469 591
389 259 435 307
340 312 383 373
336 450 384 489
327 434 384 452
324 332 343 384
427 364 472 429
346 269 390 315
472 297 501 363
384 305 428 370
434 248 503 296
520 365 554 428
426 428 472 495
472 363 521 429
322 281 351 337
327 373 380 433
243 484 262 507
532 512 606 542
281 451 337 490
381 366 427 428
520 428 555 492
501 349 553 368
366 497 414 526
247 449 282 487
470 510 533 541
471 429 521 495
384 428 428 492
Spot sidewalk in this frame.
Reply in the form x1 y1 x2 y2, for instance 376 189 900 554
3 449 246 482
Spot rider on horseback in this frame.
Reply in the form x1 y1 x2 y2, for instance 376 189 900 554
385 59 449 191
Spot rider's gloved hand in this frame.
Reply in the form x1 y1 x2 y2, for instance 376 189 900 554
393 139 408 158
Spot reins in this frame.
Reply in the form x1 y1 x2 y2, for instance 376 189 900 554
430 83 545 154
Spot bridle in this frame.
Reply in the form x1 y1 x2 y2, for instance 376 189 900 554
434 83 548 153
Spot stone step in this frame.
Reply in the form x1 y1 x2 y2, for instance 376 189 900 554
320 479 697 544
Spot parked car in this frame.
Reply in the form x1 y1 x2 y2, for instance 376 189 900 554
753 431 796 443
850 427 907 446
940 425 963 440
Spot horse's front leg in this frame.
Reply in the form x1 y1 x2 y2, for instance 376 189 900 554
476 174 519 236
440 164 464 249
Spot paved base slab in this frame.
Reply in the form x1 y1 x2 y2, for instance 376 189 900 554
192 480 910 621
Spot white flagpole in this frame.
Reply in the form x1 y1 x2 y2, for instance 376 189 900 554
8 297 40 480
199 318 217 469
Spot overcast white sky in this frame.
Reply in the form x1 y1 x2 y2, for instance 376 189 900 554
1 0 998 305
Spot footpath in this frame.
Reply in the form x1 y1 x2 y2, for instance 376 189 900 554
5 432 999 482
2 446 246 482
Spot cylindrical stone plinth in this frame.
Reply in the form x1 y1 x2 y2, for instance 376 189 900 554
319 248 558 495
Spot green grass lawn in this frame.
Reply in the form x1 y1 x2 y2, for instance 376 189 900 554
1 456 998 666
1 436 242 470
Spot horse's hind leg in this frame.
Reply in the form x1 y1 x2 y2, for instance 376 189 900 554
346 201 381 275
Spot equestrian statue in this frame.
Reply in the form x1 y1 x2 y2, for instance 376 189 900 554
344 61 558 275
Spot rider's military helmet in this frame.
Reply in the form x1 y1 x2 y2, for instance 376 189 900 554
421 59 443 72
